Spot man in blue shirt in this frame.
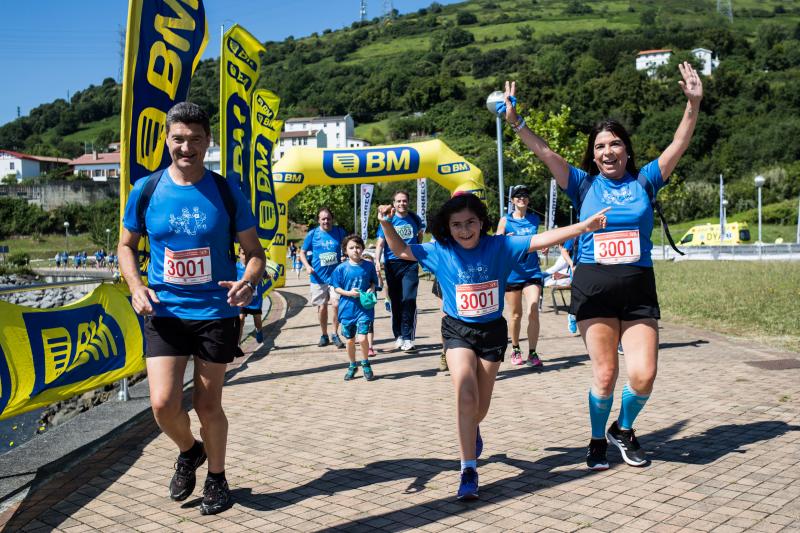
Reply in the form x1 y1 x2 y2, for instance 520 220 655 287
299 207 347 348
118 102 265 516
375 190 424 352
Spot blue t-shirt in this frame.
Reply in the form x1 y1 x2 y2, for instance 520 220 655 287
302 226 347 285
331 259 379 325
564 160 664 267
236 262 264 312
377 212 423 262
410 235 532 323
502 212 542 283
122 169 256 319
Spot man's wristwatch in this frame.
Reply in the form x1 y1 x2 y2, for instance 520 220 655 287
242 280 256 293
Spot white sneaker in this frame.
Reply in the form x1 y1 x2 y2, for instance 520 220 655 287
401 340 415 352
394 338 403 350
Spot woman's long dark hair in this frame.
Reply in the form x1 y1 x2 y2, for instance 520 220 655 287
430 193 491 244
580 119 638 176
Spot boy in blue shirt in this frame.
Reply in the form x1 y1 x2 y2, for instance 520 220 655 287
331 235 379 381
236 247 265 345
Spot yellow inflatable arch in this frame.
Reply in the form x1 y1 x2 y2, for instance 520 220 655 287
268 139 484 287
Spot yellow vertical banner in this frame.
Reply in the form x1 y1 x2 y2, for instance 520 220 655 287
251 89 283 292
118 0 208 271
0 285 146 420
220 24 265 205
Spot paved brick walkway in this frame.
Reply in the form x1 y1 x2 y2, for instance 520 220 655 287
2 276 799 532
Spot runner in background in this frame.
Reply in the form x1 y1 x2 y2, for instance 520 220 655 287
377 193 608 500
299 207 347 349
496 184 545 367
237 247 265 345
375 190 424 352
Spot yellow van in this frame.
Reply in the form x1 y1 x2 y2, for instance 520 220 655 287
679 222 751 246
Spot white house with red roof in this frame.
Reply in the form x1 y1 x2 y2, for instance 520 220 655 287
0 150 70 181
69 151 121 182
636 48 719 78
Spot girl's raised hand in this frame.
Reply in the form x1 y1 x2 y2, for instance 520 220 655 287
377 205 395 222
584 207 611 232
503 80 519 124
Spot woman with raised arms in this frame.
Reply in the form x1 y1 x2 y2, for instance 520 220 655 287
501 62 703 470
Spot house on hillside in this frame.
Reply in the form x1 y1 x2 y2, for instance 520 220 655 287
69 151 121 182
636 48 720 78
276 114 369 161
0 150 70 182
635 49 673 77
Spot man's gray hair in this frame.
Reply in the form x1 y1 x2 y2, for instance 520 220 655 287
166 101 210 136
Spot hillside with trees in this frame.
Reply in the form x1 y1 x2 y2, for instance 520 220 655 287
1 0 798 230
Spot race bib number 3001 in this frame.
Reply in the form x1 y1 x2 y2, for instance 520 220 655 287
456 280 499 318
164 247 212 285
594 230 641 265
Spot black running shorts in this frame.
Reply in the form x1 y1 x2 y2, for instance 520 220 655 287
505 277 543 292
441 315 508 363
570 263 660 322
144 316 242 364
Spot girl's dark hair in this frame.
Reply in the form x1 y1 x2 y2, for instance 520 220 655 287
580 119 638 176
430 193 490 244
341 234 365 253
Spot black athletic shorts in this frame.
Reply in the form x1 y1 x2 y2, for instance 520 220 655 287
505 277 543 292
144 316 242 364
239 307 262 316
441 315 508 363
570 263 660 322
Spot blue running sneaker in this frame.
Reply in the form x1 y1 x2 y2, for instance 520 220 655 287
567 314 577 335
361 360 375 381
331 333 345 349
476 426 483 458
255 331 264 344
457 468 479 500
344 364 358 381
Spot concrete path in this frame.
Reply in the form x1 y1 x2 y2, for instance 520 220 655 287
2 275 799 532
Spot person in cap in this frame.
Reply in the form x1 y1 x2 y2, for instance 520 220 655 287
496 184 545 367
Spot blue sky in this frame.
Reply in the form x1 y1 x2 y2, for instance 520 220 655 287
0 0 461 127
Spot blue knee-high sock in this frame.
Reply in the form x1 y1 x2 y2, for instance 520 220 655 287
618 383 650 430
588 390 613 439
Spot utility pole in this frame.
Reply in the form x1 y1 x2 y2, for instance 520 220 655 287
383 0 394 22
117 24 126 84
360 0 367 22
717 0 733 22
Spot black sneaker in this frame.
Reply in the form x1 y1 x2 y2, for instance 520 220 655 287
169 443 207 501
586 438 609 470
607 421 648 467
200 476 233 515
318 335 330 347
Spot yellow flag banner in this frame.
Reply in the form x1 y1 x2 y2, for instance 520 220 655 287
220 24 265 203
251 89 283 291
118 0 208 272
0 285 145 420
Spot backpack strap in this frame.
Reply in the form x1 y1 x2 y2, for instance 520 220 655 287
210 171 238 263
135 169 167 235
636 174 684 256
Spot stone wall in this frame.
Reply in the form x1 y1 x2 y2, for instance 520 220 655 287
0 181 118 210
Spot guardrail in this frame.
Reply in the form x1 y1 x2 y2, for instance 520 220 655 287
655 243 800 261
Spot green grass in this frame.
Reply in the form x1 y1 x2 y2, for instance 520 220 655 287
654 261 800 352
0 233 100 262
50 116 120 145
354 115 397 144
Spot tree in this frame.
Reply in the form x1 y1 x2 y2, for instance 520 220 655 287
456 11 478 26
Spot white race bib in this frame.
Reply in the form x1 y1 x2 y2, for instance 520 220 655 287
594 230 641 265
318 251 338 267
456 280 499 317
396 224 414 240
163 247 212 284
